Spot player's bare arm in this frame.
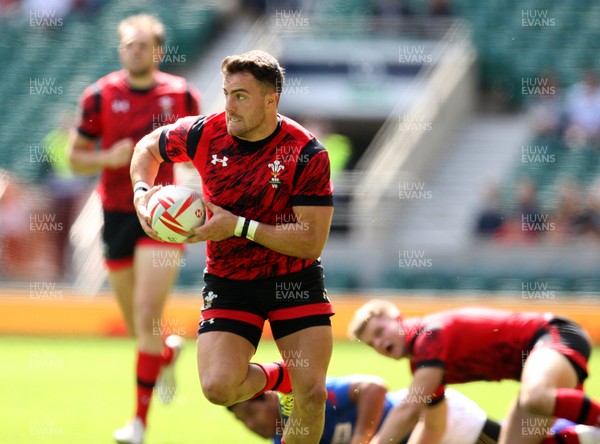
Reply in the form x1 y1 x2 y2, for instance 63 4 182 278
348 376 389 444
370 367 444 444
188 201 333 260
68 130 134 175
130 127 165 240
252 204 333 259
406 397 447 444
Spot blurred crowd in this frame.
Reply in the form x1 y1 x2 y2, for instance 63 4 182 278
0 112 91 282
528 69 600 149
475 69 600 244
475 176 600 244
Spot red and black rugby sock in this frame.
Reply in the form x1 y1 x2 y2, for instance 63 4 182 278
552 388 600 427
252 361 292 398
135 351 162 425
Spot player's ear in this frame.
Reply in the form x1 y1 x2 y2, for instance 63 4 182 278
266 91 279 108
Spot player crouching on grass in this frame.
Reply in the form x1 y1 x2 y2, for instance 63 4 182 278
228 373 599 444
348 300 600 444
228 373 507 444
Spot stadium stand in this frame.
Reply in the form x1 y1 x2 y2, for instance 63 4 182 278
2 0 600 294
310 0 600 292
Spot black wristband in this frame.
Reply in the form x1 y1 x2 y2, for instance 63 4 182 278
240 218 251 238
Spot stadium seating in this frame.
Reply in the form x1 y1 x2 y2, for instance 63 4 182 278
4 0 599 292
321 0 600 107
454 0 600 106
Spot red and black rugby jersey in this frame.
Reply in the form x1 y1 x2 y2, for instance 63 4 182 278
403 307 551 383
77 70 200 212
159 112 334 279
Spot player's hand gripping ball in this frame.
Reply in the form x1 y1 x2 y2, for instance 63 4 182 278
147 185 205 243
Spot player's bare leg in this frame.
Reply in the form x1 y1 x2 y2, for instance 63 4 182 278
499 348 579 444
500 398 554 444
114 244 182 443
197 331 268 405
133 245 181 353
275 325 332 444
133 245 183 407
108 266 135 335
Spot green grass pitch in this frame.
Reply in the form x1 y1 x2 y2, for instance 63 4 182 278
2 336 599 443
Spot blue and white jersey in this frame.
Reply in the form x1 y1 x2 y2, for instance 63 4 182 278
274 376 394 444
274 377 489 444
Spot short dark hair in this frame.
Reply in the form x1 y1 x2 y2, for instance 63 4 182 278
221 50 285 93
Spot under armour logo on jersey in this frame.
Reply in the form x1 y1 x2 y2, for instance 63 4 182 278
211 154 228 166
111 99 130 113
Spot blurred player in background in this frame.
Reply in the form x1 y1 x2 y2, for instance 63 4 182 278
130 50 334 443
228 373 505 444
348 300 600 444
68 14 200 444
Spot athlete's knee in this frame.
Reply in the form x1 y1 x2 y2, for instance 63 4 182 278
293 381 327 414
519 386 554 416
200 375 239 406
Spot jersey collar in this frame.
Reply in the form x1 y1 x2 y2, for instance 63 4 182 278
233 115 283 152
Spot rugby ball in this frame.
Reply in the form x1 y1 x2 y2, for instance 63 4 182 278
147 185 205 243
